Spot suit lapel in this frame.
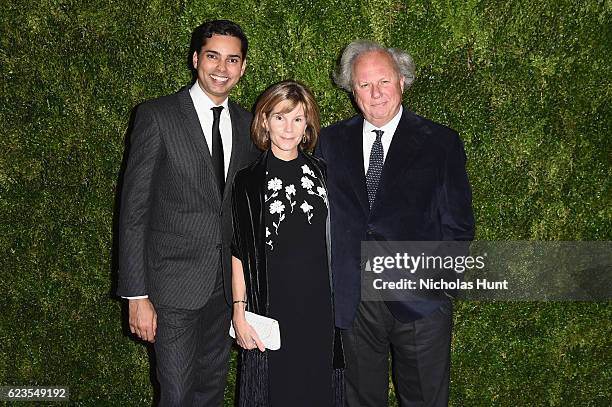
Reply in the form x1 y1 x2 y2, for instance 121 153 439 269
343 116 370 215
177 87 218 185
372 109 427 210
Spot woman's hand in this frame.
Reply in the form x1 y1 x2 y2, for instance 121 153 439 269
232 313 266 352
231 256 264 351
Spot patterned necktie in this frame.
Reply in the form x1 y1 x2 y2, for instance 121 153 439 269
365 129 384 208
211 106 225 195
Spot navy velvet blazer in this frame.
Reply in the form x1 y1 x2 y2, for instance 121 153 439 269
316 107 475 328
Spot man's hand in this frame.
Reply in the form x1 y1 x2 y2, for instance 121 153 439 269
128 298 157 343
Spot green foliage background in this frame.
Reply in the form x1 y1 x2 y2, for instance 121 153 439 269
1 0 610 405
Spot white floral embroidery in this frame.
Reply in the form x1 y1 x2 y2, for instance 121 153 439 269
266 178 282 202
265 163 328 248
300 201 313 212
285 184 296 212
264 178 283 202
301 176 314 190
269 200 285 214
301 164 315 177
269 200 285 234
268 178 282 192
265 227 273 250
300 200 314 224
307 185 328 206
300 165 328 209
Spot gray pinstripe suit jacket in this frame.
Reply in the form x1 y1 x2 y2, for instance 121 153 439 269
117 86 259 309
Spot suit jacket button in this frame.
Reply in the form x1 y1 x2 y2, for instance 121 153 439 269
216 243 222 250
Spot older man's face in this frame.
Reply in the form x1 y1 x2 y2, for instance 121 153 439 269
352 50 404 127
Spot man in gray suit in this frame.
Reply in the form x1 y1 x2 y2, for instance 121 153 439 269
117 20 259 406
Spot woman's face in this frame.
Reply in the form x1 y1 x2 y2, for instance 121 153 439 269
264 101 307 160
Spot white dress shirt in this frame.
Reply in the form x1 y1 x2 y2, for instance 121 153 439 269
362 106 403 173
189 82 233 179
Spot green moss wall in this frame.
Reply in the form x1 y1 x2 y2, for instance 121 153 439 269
1 0 610 405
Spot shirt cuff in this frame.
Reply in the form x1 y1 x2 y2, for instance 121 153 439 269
122 295 149 300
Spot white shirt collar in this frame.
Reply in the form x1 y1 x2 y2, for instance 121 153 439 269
362 106 403 173
363 105 403 137
189 81 230 113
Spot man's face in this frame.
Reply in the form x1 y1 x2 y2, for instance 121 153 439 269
192 34 246 104
351 50 404 127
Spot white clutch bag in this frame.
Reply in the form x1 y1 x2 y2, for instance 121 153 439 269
229 311 281 350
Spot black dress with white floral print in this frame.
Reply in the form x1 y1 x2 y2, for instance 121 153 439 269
264 152 333 406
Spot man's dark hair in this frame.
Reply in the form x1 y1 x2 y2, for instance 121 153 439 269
188 20 248 68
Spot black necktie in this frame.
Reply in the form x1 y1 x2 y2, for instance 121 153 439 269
211 106 225 195
365 129 384 208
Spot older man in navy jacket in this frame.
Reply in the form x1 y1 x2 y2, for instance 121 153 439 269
316 40 474 406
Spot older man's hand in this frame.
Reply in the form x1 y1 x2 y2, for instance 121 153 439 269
128 298 157 343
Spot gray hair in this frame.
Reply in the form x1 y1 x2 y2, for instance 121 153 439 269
333 40 416 92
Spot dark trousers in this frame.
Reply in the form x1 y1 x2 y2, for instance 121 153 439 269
154 276 232 407
344 300 453 407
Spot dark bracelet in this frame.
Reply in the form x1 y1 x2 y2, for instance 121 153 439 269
232 300 247 305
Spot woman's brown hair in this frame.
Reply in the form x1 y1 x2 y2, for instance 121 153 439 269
251 80 320 152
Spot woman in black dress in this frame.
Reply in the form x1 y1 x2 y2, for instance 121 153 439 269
231 80 343 406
